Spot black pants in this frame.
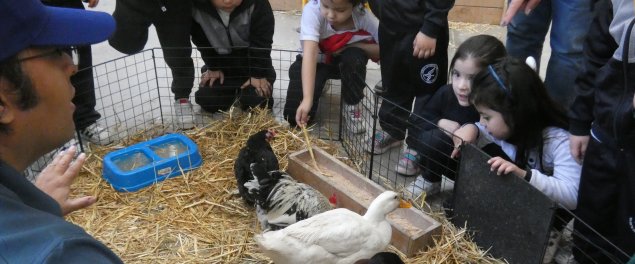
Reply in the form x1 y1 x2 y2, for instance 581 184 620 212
195 77 273 113
410 128 457 182
283 47 368 126
378 26 448 142
42 0 100 130
573 136 635 263
109 0 194 100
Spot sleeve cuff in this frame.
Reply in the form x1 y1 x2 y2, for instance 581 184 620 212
569 119 592 136
419 24 441 39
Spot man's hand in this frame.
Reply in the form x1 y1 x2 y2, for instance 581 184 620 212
199 70 224 88
412 32 436 59
295 100 312 126
241 77 272 98
84 0 99 8
570 135 590 164
500 0 541 26
35 146 96 216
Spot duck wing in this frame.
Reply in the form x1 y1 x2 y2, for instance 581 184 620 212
282 208 377 257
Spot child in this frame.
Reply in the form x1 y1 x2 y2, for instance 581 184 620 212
452 57 582 211
283 0 379 133
568 0 635 262
109 0 196 129
404 35 507 198
452 57 583 262
365 0 453 175
191 0 276 113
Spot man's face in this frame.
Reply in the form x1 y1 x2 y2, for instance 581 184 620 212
15 48 77 152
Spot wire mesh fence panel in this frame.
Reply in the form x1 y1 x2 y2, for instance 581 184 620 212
22 47 634 263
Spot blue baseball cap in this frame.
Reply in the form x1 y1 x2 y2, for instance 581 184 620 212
0 0 116 61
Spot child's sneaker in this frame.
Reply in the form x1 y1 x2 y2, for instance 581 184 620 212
396 148 421 176
406 176 441 199
366 131 400 154
173 98 195 130
344 104 366 134
79 122 113 145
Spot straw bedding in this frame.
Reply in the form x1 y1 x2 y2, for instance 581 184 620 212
66 109 504 263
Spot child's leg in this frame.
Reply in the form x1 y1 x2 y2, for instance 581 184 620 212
336 47 369 105
283 55 331 126
412 129 456 182
194 78 242 113
573 138 628 263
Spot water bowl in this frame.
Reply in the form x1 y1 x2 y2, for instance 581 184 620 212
102 133 202 192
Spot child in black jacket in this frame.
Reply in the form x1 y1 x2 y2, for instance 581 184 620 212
365 0 454 168
569 0 635 262
191 0 276 113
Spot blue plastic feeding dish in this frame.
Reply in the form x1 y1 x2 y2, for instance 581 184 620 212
102 133 202 192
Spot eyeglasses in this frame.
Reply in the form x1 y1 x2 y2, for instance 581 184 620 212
16 47 79 66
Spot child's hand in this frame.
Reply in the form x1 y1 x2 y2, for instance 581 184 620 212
199 70 224 88
487 157 526 178
241 77 271 98
450 124 478 158
35 146 96 216
412 32 436 59
296 100 313 126
569 135 589 165
438 119 460 136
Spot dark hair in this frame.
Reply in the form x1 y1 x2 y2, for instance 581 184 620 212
0 55 39 133
469 57 568 168
312 0 366 10
449 34 507 76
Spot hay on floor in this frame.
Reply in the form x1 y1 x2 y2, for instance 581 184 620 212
67 108 504 263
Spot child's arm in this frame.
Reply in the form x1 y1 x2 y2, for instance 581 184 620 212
248 0 275 78
450 123 479 158
296 40 320 126
568 0 617 163
413 0 454 59
525 131 582 210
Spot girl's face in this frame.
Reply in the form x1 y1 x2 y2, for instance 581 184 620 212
451 57 479 107
320 0 354 30
211 0 242 12
475 105 511 140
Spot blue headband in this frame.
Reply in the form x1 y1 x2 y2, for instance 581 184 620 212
488 65 511 97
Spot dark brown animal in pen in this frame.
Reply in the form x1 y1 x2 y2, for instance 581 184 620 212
234 129 278 206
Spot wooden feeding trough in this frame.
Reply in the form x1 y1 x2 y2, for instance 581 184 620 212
288 147 442 257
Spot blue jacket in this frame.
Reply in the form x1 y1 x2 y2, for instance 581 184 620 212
0 161 122 263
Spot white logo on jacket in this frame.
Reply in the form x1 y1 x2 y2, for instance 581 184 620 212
420 64 438 84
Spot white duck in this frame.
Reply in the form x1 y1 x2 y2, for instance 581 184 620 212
255 191 411 264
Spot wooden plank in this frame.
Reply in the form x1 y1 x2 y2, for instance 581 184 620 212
269 0 302 11
449 6 504 25
288 147 442 257
455 0 505 8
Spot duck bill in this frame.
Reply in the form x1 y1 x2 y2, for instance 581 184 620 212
399 199 412 208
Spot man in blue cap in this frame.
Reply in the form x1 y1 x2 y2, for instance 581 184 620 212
0 0 122 262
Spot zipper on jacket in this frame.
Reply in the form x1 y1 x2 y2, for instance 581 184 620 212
156 0 167 12
612 18 635 143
